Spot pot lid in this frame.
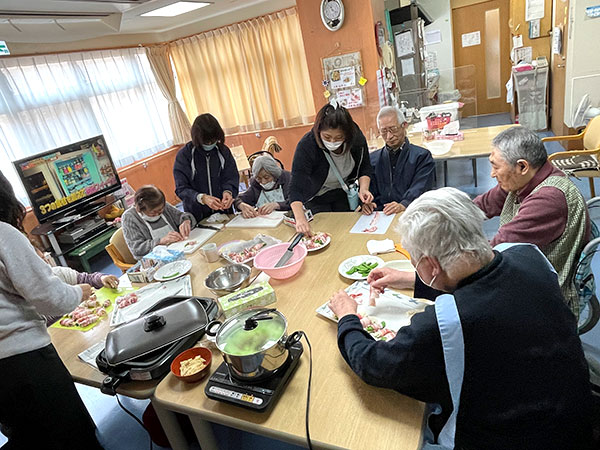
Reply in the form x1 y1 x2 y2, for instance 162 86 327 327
105 298 208 365
216 308 287 357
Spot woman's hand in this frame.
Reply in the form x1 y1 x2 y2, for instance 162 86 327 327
179 219 192 238
221 192 234 209
295 216 312 236
257 202 277 215
78 283 92 301
100 275 119 289
159 231 184 245
359 188 374 205
361 202 376 215
203 195 224 210
367 267 414 292
240 203 258 219
328 290 358 320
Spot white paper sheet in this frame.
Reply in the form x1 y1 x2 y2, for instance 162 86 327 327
400 58 415 76
394 31 415 57
513 34 523 49
78 340 105 370
525 0 545 21
350 212 396 235
330 66 356 90
461 31 481 47
425 29 442 45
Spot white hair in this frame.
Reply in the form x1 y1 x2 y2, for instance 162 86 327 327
398 188 492 274
377 106 406 127
252 154 282 178
492 126 547 168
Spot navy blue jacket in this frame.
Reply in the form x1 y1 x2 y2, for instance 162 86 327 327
173 142 239 221
369 139 435 208
337 245 593 450
289 129 372 204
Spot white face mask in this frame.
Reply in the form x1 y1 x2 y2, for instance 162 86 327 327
260 181 276 190
202 142 217 151
415 256 438 290
140 212 161 222
322 139 344 152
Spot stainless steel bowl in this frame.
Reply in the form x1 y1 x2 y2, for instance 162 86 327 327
204 264 251 296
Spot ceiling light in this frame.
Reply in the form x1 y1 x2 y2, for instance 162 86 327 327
141 2 210 17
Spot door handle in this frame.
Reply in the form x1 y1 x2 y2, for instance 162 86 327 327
557 64 565 68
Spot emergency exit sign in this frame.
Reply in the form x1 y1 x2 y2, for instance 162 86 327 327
0 41 9 55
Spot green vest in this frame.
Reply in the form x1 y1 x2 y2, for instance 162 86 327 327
499 175 587 317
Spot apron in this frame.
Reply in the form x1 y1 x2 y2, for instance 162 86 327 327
257 186 285 208
143 214 175 241
422 293 465 450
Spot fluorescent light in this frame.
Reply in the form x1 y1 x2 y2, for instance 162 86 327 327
141 2 211 17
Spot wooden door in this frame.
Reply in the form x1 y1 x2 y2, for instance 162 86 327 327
550 0 569 136
452 0 511 115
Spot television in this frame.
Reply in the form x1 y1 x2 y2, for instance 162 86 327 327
13 135 122 224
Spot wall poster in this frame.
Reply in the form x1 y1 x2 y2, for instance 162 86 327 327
321 51 365 109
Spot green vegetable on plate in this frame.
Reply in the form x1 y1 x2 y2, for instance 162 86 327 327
163 271 180 279
346 262 379 276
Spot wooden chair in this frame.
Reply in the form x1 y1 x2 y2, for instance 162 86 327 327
105 227 136 273
543 115 600 196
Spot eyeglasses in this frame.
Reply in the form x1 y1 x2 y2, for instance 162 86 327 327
379 126 401 136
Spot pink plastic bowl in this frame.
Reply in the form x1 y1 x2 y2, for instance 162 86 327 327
253 242 307 279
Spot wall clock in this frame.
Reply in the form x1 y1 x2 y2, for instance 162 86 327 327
321 0 344 32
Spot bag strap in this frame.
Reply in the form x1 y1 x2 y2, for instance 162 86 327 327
434 293 465 449
323 150 349 193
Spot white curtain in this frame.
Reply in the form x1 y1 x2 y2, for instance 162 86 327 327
0 47 173 205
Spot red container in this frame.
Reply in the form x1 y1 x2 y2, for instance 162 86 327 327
170 346 212 383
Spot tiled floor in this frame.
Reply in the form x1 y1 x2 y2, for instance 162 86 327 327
3 112 598 449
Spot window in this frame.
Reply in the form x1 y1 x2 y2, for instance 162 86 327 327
0 47 172 206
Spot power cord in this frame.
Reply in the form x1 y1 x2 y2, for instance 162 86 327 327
298 331 313 450
115 394 153 450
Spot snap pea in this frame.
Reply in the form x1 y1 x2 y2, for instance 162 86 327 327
345 261 379 276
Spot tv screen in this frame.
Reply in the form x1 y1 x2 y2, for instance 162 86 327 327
13 135 121 223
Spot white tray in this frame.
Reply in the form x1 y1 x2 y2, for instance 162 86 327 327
225 211 285 228
168 227 218 254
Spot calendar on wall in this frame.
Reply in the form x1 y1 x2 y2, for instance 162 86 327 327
321 51 365 109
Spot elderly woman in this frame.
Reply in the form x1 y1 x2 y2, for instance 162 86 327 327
289 104 373 234
328 187 594 450
234 155 292 218
122 185 195 260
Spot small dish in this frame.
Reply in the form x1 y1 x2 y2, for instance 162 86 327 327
338 255 385 281
153 260 193 282
425 139 454 156
302 232 331 252
171 347 212 383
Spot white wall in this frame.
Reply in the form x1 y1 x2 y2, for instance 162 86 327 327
419 0 455 92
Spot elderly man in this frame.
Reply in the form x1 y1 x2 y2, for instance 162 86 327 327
329 188 594 450
474 126 590 315
365 106 435 215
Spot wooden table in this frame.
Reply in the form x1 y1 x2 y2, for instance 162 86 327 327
409 124 514 187
153 213 425 450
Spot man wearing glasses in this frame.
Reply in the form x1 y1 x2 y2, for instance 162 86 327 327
363 106 435 215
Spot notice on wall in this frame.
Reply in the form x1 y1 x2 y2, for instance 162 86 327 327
461 31 481 47
424 29 442 45
400 58 415 76
329 66 356 90
394 31 415 57
0 41 9 55
513 34 524 49
514 46 533 63
586 5 600 18
525 0 545 21
336 88 363 109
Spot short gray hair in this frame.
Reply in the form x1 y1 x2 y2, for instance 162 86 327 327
492 126 547 168
377 106 406 127
252 155 282 178
398 187 492 274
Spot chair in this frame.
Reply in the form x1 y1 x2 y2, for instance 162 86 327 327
247 151 285 170
105 227 136 273
574 197 600 334
543 115 600 196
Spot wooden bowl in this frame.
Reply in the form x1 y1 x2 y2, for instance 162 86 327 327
170 347 212 383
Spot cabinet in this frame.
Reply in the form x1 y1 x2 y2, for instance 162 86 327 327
31 195 124 271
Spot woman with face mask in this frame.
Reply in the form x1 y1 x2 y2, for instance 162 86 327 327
289 104 374 235
121 185 195 260
173 113 240 222
233 155 292 218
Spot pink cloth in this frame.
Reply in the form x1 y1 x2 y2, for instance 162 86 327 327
474 162 590 247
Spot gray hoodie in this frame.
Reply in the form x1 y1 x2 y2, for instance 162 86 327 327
122 203 195 260
0 223 82 359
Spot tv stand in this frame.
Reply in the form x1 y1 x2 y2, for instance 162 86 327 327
32 194 125 269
